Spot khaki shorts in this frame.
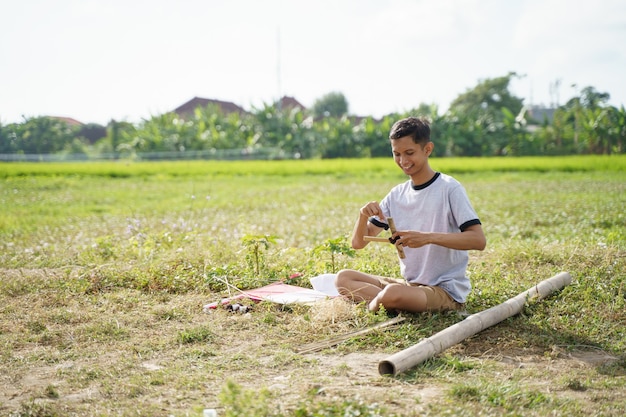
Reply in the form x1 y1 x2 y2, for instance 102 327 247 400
376 276 464 312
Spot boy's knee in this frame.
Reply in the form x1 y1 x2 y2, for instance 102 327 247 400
335 269 370 299
334 269 354 287
375 285 411 310
334 269 350 295
368 286 396 311
377 286 399 303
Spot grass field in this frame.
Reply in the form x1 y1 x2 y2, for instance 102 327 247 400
1 156 625 416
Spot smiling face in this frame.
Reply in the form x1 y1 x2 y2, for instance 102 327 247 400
391 135 434 183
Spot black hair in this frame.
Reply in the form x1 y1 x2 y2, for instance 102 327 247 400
389 117 431 145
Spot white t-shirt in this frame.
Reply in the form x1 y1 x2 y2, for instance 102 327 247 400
372 172 481 303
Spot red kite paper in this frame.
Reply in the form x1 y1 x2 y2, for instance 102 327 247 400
203 281 333 311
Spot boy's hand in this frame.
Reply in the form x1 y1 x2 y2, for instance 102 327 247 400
393 224 486 251
392 231 431 249
360 201 386 221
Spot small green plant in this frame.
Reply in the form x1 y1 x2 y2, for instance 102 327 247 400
426 354 476 373
44 384 60 399
218 379 272 417
565 378 587 391
312 236 356 273
177 326 214 344
242 234 278 275
450 384 481 400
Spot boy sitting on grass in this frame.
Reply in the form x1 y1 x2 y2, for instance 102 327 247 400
335 116 486 313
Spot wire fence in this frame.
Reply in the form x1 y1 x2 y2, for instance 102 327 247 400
0 147 295 162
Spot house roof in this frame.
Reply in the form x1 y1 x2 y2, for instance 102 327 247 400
277 96 306 111
173 96 247 117
49 116 83 126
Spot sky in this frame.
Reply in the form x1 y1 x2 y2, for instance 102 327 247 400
1 0 625 126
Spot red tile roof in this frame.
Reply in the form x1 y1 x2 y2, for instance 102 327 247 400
173 97 247 118
174 95 308 119
49 116 83 126
278 96 306 111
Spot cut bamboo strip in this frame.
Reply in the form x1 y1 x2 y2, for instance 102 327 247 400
364 236 391 243
296 316 406 354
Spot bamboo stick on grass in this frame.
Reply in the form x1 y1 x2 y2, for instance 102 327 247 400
378 271 572 375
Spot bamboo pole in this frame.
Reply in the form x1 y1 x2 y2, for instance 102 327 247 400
387 217 405 259
378 271 572 376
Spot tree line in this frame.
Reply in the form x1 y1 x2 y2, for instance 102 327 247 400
1 73 624 160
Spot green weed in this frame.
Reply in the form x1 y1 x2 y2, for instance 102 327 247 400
178 326 214 344
242 234 278 275
311 236 356 273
